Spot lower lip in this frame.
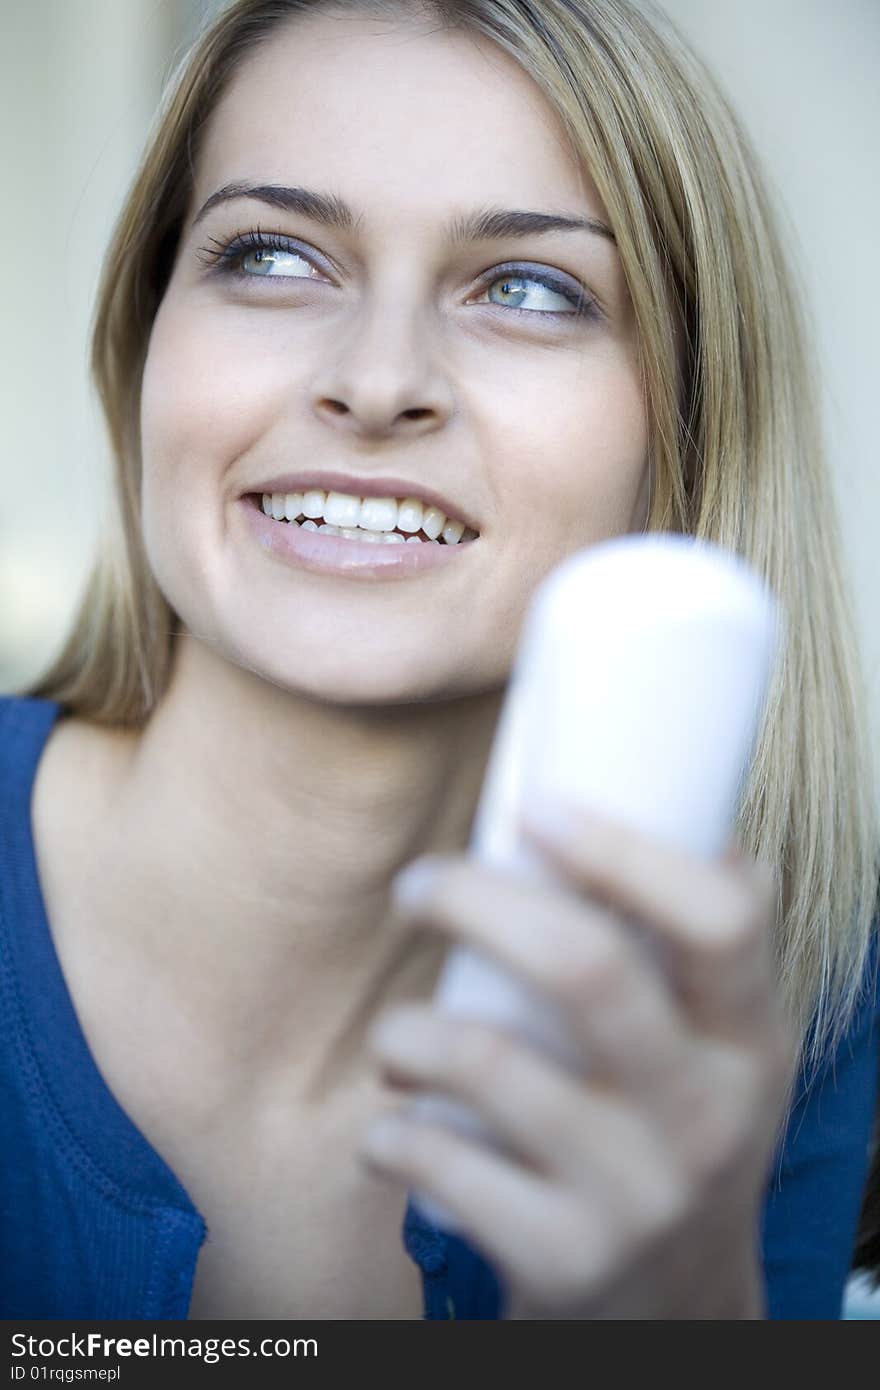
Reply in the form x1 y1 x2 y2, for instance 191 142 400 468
238 497 480 580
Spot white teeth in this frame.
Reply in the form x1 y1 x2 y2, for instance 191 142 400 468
324 492 363 528
421 506 446 541
258 488 476 543
358 497 398 533
341 526 385 544
397 497 425 533
302 490 325 519
284 491 304 522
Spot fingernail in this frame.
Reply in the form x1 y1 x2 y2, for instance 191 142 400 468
361 1115 408 1160
392 856 439 908
369 1009 412 1056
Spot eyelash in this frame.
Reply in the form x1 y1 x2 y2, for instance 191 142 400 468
195 227 599 322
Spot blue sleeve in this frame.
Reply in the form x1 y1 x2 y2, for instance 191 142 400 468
760 936 880 1319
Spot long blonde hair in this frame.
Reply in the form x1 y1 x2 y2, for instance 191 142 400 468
21 0 879 1068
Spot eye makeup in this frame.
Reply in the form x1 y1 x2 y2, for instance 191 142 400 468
195 226 603 323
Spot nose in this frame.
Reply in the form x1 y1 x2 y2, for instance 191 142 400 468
309 293 456 441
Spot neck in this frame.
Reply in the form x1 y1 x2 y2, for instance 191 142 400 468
88 634 503 1094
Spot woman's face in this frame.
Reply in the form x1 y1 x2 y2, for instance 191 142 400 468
140 8 650 706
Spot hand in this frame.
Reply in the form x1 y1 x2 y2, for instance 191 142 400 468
358 804 797 1319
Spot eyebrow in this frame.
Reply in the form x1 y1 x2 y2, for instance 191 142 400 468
191 181 616 245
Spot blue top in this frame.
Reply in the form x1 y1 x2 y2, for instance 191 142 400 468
1 695 877 1319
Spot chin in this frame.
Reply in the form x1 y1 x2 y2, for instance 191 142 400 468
228 639 460 709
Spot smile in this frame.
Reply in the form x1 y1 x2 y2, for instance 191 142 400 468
239 495 481 581
258 489 479 545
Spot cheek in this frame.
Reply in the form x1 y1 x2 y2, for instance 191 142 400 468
138 298 257 608
139 294 294 501
138 297 294 591
476 341 649 546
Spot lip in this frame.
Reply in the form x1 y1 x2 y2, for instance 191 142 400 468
241 470 480 534
238 496 480 580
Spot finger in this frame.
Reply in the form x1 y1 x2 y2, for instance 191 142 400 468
368 1003 618 1180
517 805 778 1036
358 1110 574 1305
391 857 688 1091
358 1110 679 1313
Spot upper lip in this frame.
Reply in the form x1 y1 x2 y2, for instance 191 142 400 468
242 470 480 532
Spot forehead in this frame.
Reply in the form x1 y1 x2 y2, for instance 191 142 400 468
192 9 606 237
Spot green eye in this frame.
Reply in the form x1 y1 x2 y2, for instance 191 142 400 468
482 270 586 316
197 231 600 322
239 247 313 277
197 230 321 279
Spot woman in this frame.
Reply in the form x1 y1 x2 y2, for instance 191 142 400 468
2 0 877 1319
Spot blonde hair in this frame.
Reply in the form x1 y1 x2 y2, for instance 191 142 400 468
21 0 879 1068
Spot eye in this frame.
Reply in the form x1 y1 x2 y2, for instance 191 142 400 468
240 247 312 277
196 229 324 279
475 266 597 320
196 231 600 322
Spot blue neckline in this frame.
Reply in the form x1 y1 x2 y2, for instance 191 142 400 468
1 693 504 1318
1 696 206 1220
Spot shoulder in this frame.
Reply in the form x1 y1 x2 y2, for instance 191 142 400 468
0 695 65 831
0 694 63 755
0 696 135 910
28 706 138 889
0 695 78 834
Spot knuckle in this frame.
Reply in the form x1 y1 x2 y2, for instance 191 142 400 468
553 930 631 1008
456 1023 515 1089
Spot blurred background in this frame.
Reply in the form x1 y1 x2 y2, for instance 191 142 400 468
1 0 878 1316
